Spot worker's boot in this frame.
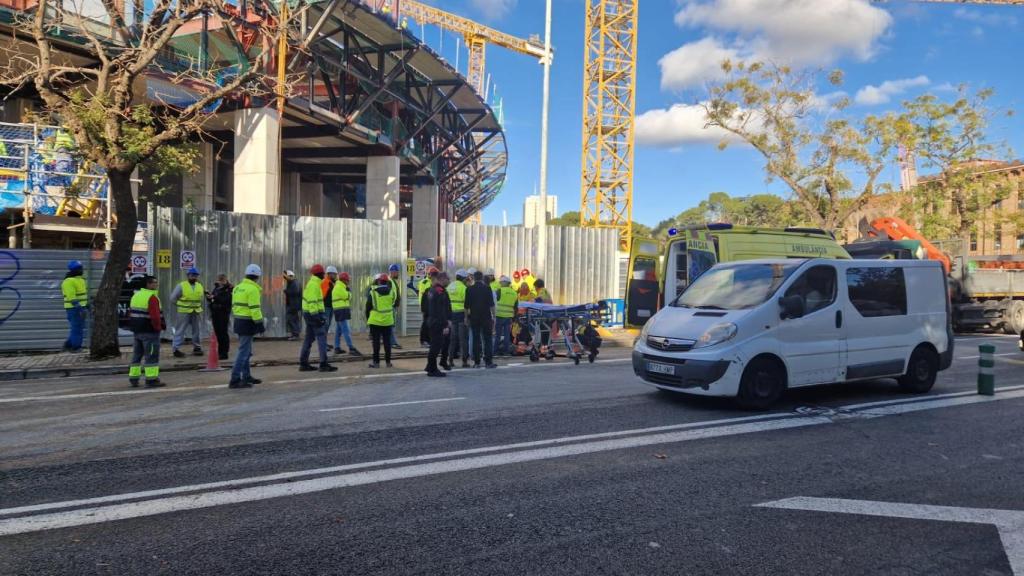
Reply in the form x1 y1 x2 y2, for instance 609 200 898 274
298 364 317 372
145 378 164 388
349 347 362 356
246 376 262 385
319 363 338 373
129 378 140 388
192 347 203 357
173 350 186 358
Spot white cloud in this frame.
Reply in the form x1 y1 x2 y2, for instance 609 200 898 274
953 7 1018 27
673 0 893 65
659 38 740 90
469 0 516 20
635 103 745 148
854 75 929 106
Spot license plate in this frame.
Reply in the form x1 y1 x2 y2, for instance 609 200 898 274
647 362 675 376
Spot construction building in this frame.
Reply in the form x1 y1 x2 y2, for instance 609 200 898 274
0 0 506 257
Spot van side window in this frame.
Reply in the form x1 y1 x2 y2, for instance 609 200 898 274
846 267 908 317
784 265 837 315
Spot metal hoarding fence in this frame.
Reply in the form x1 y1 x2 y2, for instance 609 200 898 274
438 221 619 305
0 248 106 351
150 207 408 339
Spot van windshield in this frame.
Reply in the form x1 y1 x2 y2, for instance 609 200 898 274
674 262 800 310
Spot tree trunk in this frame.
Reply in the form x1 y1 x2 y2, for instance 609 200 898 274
89 168 138 359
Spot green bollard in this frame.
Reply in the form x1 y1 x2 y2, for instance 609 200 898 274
978 344 995 396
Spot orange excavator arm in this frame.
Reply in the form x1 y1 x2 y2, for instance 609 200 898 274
867 217 951 274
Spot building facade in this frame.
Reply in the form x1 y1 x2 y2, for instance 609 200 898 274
523 194 557 229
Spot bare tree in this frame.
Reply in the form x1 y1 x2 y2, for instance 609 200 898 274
0 0 288 357
704 61 903 231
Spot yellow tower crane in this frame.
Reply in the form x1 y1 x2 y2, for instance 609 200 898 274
580 0 638 251
400 0 550 96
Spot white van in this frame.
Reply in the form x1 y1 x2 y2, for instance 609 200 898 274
632 258 954 409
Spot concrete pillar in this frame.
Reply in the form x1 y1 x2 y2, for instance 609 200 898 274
365 156 400 220
411 184 439 258
233 108 280 215
279 172 301 216
183 142 215 211
299 181 324 216
321 183 342 218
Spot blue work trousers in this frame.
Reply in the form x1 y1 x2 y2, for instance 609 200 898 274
65 308 85 351
231 334 253 382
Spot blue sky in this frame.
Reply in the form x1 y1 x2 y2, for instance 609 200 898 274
416 0 1024 227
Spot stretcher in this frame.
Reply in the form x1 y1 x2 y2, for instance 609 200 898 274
511 301 608 365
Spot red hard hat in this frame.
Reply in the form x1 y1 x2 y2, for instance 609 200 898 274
521 268 531 276
513 270 521 281
339 272 350 282
427 266 439 275
310 264 325 275
377 273 389 283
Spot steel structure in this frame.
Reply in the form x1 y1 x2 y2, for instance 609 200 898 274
284 0 508 220
580 0 638 251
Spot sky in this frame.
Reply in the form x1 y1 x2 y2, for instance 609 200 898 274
414 0 1024 228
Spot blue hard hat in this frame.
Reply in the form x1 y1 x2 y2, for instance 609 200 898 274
389 264 401 273
67 260 83 271
187 267 200 275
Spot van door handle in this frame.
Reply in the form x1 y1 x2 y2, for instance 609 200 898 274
836 310 843 329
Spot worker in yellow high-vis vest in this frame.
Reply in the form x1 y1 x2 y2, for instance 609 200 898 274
332 271 361 357
493 275 518 356
299 264 338 373
366 273 396 368
128 275 165 388
61 260 88 352
170 267 205 358
448 269 470 368
230 264 265 389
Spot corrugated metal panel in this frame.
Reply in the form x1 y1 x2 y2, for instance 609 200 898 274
439 222 618 305
151 207 407 338
0 248 107 351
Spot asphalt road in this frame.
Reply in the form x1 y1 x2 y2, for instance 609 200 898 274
1 334 1022 575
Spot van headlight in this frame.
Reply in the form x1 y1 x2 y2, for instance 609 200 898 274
694 323 737 349
639 319 652 342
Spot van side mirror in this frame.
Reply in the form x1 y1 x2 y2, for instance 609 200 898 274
779 295 805 320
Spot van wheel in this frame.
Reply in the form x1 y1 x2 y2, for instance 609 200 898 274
898 346 938 393
737 358 786 411
1007 301 1024 334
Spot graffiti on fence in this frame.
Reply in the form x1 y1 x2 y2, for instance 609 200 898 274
0 250 23 326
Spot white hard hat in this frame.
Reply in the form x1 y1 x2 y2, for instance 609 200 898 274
485 268 495 276
456 268 467 278
284 269 295 278
499 275 510 284
467 267 478 275
245 264 262 277
326 265 339 274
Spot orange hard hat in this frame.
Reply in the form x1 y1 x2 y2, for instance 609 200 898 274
310 264 325 275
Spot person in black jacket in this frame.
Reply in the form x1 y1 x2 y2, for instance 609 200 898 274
207 274 233 360
283 270 301 340
464 269 496 368
424 272 452 377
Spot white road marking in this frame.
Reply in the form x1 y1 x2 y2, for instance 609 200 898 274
0 385 225 403
318 397 466 412
758 497 1024 575
3 387 1024 536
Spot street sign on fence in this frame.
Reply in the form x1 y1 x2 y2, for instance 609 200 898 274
179 250 196 270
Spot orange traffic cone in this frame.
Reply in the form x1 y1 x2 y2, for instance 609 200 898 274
199 334 227 372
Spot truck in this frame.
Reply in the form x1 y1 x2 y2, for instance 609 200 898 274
846 216 1024 334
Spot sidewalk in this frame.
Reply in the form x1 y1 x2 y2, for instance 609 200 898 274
0 329 633 381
